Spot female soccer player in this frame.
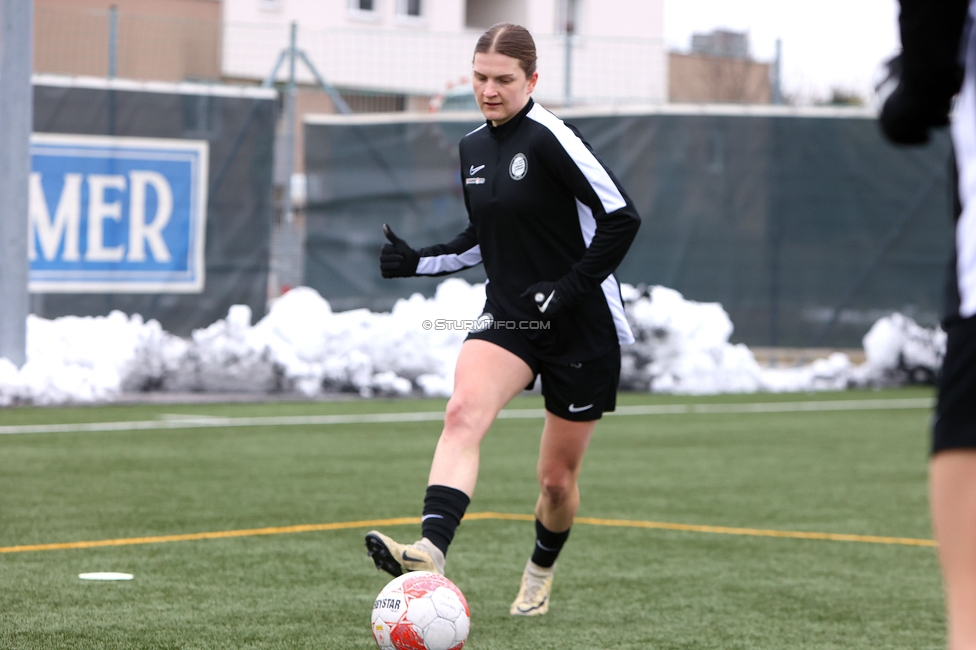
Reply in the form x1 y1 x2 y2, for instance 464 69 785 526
366 22 641 616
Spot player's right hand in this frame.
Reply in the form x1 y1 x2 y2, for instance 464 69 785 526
380 224 420 278
520 281 565 318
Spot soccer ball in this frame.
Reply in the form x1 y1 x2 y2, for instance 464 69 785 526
371 571 470 650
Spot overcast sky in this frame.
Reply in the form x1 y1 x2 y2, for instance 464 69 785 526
663 0 901 103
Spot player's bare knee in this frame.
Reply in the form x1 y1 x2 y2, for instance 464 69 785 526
539 476 573 507
442 396 488 445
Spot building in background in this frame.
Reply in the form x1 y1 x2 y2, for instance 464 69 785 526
34 0 221 82
222 0 665 110
221 0 665 175
669 28 774 104
690 29 749 59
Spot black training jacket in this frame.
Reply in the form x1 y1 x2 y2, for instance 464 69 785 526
414 98 641 362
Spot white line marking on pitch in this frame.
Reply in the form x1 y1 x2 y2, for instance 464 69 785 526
612 398 934 416
78 572 133 581
0 397 934 436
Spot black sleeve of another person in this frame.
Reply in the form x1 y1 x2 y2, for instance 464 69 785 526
880 0 968 144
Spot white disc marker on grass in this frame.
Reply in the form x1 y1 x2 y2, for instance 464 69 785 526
78 572 133 581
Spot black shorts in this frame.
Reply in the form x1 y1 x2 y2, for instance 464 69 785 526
932 316 976 454
466 320 620 422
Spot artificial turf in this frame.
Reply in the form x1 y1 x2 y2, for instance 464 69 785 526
0 387 944 648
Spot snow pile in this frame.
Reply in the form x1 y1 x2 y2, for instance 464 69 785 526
0 312 180 406
0 280 947 405
621 286 765 393
857 312 946 385
619 285 867 394
758 352 857 392
221 281 484 397
0 279 484 405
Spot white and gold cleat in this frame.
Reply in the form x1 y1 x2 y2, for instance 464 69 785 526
509 559 555 616
365 531 445 577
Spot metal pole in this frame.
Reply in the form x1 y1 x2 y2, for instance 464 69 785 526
0 0 34 367
297 50 352 114
283 21 297 223
107 5 118 78
771 38 782 105
287 21 297 100
563 0 575 107
261 49 287 88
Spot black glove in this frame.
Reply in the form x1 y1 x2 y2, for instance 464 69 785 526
880 86 948 145
879 55 952 145
379 224 420 278
520 280 574 318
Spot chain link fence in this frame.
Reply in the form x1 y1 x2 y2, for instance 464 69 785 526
224 21 666 107
36 7 666 106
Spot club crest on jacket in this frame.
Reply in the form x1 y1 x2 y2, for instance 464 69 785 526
509 153 528 180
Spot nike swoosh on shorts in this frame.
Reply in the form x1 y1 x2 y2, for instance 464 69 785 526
567 403 594 413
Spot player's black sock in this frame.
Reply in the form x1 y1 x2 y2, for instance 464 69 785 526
421 484 470 556
530 519 571 568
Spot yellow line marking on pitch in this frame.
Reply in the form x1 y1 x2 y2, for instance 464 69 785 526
0 513 936 554
0 517 421 554
573 517 937 547
465 513 936 547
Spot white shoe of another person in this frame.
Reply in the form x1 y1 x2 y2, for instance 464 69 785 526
509 559 555 616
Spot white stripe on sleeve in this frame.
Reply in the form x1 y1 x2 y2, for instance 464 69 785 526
527 103 627 214
576 198 597 247
416 245 482 275
602 273 635 345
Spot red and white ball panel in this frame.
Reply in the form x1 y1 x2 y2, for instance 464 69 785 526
371 572 470 650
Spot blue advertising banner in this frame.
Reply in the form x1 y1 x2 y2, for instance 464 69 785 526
29 134 209 293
